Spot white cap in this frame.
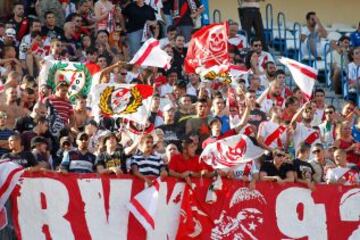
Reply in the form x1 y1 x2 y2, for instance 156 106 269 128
5 28 16 37
163 104 175 112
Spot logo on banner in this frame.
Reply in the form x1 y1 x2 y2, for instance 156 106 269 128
99 86 142 115
47 62 92 102
216 137 247 167
211 188 267 240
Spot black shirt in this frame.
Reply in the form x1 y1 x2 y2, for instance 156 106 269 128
95 147 127 173
172 47 187 77
293 158 315 181
41 26 64 40
1 151 38 168
15 116 35 133
157 123 184 147
172 0 201 26
260 162 294 179
122 2 156 33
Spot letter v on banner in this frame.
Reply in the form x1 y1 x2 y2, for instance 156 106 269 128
279 57 318 100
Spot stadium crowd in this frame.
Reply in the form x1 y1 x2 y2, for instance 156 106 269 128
0 0 359 237
0 0 359 209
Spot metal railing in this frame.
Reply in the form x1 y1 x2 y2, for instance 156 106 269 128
265 3 273 47
323 42 333 89
292 22 302 61
212 9 221 23
276 12 286 54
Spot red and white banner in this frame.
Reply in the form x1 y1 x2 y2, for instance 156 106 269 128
8 173 360 240
279 57 317 98
200 134 265 169
184 22 230 74
0 161 24 230
130 38 172 69
92 84 154 124
128 178 161 230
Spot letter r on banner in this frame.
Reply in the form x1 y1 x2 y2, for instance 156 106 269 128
275 187 327 240
17 179 75 240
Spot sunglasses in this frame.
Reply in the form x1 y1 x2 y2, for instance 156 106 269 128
275 153 285 157
325 111 334 114
312 149 321 153
79 138 89 142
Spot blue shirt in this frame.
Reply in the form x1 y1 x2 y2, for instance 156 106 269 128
218 115 230 134
352 125 360 142
350 31 360 47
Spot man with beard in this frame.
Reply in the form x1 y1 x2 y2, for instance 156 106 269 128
258 105 288 151
258 78 284 115
300 12 328 61
290 101 321 155
8 2 29 41
0 87 29 129
259 61 276 89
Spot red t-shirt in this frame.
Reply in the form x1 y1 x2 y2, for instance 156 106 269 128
169 154 213 173
202 129 237 149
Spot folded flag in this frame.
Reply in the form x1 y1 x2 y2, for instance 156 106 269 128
130 38 172 69
128 178 161 230
0 160 24 230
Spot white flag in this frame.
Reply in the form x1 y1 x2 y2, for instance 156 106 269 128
200 134 264 170
279 57 317 98
128 178 161 230
130 38 172 69
0 160 24 230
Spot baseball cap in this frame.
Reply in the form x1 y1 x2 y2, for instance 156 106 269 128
5 28 16 37
163 104 175 112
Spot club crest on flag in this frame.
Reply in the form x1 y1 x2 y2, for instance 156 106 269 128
200 134 264 170
92 84 153 125
41 61 92 102
99 86 142 115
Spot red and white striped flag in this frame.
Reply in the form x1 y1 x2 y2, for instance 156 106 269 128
0 160 24 230
128 178 161 230
200 134 264 170
130 38 172 69
279 57 318 99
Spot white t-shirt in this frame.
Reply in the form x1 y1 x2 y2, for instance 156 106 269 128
258 121 287 150
348 62 360 84
326 166 359 185
294 122 321 152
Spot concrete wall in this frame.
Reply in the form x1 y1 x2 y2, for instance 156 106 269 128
209 0 360 28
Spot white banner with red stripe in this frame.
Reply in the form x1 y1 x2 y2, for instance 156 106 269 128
0 160 24 230
279 57 317 98
130 38 172 69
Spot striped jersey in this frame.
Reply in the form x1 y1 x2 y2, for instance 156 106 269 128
131 153 165 176
47 95 74 124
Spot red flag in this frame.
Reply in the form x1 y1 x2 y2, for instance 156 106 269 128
184 23 230 74
0 207 7 230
